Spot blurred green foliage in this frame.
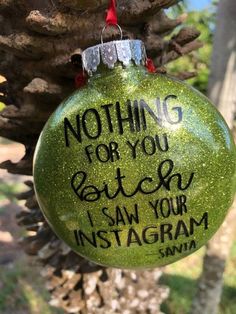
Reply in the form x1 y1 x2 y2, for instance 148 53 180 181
162 4 236 312
167 1 217 94
0 258 64 314
161 242 236 314
0 182 24 203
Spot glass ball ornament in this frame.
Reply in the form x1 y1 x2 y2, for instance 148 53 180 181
33 39 236 269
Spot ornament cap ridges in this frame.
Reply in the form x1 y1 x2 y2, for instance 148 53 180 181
82 39 147 75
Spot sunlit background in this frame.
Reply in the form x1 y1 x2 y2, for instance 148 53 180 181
189 0 211 10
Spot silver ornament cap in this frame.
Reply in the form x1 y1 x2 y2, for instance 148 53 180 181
82 39 147 76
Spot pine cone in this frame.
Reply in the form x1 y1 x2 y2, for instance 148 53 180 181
16 182 170 314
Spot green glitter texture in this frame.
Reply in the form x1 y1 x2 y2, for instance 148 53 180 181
33 64 236 269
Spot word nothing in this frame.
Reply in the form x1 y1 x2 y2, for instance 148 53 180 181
64 95 183 146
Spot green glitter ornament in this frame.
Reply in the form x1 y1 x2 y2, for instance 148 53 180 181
33 39 236 269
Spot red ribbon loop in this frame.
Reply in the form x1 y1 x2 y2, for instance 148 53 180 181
146 58 156 73
106 0 118 25
75 70 88 89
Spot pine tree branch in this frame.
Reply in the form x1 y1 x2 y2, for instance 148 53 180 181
0 0 15 12
24 78 62 95
148 11 187 35
58 0 108 11
0 33 53 59
117 0 180 24
162 40 203 64
0 81 8 94
172 27 201 46
26 10 104 36
175 71 196 80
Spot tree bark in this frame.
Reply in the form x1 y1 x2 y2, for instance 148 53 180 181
208 0 236 129
191 1 236 313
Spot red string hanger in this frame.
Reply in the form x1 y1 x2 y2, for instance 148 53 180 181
75 0 156 88
146 58 157 73
75 71 88 89
106 0 118 25
105 0 156 73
